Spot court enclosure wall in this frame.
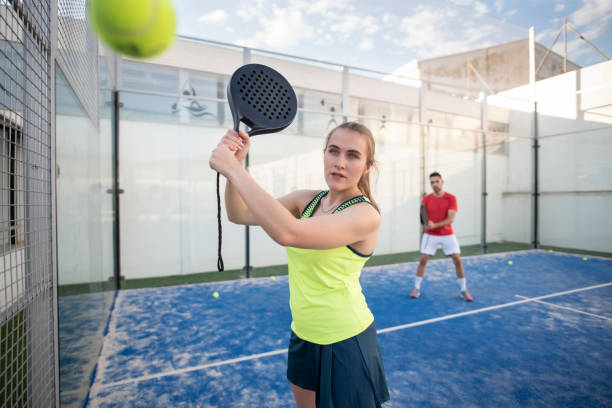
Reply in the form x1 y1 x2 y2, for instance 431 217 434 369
498 60 612 253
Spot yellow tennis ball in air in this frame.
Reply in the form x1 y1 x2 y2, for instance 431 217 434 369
212 291 219 298
270 276 276 281
87 0 176 58
582 257 588 261
508 260 513 265
549 249 554 253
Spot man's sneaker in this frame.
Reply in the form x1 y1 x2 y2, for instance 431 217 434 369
460 290 473 302
410 287 420 299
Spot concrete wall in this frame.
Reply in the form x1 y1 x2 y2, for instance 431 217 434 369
418 39 581 95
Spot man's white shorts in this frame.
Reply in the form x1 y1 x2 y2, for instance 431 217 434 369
420 233 460 256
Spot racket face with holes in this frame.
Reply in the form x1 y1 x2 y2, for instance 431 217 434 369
227 64 298 136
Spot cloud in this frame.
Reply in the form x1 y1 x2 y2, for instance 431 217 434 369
450 0 490 15
329 14 380 37
571 0 612 28
554 3 566 12
359 39 375 51
190 0 530 71
330 14 363 35
239 6 314 48
393 5 501 59
562 0 612 58
382 14 395 25
494 0 504 14
362 16 380 34
236 0 268 23
535 28 559 44
505 9 517 17
299 0 349 15
314 32 335 46
198 9 228 24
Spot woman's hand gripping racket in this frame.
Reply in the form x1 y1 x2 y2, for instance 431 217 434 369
215 64 298 271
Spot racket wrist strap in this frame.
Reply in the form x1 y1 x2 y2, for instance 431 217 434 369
217 172 224 271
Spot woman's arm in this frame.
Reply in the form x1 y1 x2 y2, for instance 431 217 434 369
226 183 318 225
221 130 251 224
225 167 379 248
225 180 257 225
210 136 379 248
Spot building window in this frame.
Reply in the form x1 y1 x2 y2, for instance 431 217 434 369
1 122 24 253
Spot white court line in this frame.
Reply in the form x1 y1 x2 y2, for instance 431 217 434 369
93 281 612 391
91 348 288 392
377 281 612 334
515 295 612 321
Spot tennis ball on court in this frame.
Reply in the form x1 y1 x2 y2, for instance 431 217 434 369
87 0 176 58
212 291 219 298
270 276 276 281
582 257 588 261
508 260 513 265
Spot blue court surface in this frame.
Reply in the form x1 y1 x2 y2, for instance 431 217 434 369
85 250 612 407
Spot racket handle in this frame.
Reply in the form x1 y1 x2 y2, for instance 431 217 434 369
217 172 224 271
218 121 239 272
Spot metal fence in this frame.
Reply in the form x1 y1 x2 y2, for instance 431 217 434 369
1 1 55 407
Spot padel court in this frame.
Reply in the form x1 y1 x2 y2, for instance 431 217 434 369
68 250 612 407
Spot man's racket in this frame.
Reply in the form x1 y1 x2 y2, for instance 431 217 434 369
420 204 428 229
216 64 298 271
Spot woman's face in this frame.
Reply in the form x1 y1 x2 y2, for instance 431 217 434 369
323 128 369 192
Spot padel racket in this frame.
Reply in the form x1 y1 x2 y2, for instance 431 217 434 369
420 203 428 228
216 64 298 271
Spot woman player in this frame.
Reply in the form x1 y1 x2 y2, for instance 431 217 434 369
209 122 389 408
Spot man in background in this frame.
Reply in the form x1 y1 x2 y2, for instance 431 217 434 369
411 172 472 302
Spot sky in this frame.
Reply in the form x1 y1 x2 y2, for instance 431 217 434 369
174 0 612 73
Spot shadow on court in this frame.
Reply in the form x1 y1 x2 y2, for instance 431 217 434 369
84 250 612 407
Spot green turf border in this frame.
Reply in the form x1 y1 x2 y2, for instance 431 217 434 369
1 310 28 407
57 241 611 294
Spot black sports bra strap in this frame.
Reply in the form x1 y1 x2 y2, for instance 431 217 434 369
300 190 328 218
332 195 371 213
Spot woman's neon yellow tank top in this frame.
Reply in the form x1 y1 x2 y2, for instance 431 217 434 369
286 190 375 345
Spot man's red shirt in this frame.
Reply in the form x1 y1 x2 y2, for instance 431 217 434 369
422 192 457 236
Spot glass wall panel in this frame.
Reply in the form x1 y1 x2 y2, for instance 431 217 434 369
356 98 418 124
119 93 240 277
56 63 115 407
369 121 422 254
486 95 533 247
500 134 533 246
184 69 226 100
297 89 344 138
539 127 612 252
121 60 179 93
483 130 509 245
424 123 482 247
